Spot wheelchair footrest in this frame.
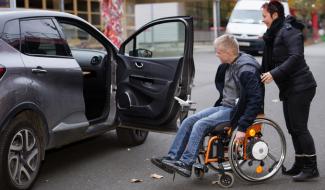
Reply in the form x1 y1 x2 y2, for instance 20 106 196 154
193 163 209 173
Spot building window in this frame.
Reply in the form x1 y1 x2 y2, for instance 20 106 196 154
13 0 102 30
29 0 42 9
16 0 25 7
0 0 10 7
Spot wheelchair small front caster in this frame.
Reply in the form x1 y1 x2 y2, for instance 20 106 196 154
217 172 234 188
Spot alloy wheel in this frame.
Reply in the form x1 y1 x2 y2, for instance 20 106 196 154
8 129 41 187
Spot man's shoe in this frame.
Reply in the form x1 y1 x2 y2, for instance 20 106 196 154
164 160 192 178
151 156 175 174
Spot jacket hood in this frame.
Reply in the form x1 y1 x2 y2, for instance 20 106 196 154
237 53 261 70
285 15 305 31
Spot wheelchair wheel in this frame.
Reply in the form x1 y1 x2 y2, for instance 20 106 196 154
229 118 286 182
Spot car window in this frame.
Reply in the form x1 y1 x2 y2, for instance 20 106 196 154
59 23 105 51
20 19 70 57
1 19 20 51
125 21 185 58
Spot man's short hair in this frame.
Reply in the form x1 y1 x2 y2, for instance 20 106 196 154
214 34 239 56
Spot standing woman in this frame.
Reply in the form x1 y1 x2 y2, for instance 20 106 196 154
261 0 318 181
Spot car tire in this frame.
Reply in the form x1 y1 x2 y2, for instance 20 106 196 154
116 128 149 146
0 114 43 190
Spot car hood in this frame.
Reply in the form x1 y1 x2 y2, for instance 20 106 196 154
226 22 267 36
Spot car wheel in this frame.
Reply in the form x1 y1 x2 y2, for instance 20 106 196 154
116 128 149 146
0 115 43 190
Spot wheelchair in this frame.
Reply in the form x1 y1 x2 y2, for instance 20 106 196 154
193 115 286 188
175 97 286 188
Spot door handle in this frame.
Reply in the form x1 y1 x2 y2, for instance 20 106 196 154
32 66 47 74
134 62 143 69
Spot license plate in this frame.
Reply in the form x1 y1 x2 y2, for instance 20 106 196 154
238 42 250 47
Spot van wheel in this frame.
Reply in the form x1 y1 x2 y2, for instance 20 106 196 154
116 128 148 146
0 115 43 190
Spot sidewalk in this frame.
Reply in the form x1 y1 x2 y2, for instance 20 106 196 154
194 43 214 53
304 41 325 57
193 41 325 54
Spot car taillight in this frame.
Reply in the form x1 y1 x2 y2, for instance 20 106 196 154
0 65 6 79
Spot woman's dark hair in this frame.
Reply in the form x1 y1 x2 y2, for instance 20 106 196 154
262 0 285 18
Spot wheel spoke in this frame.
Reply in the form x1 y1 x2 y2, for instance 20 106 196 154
267 152 277 162
20 165 32 183
238 160 246 168
26 149 39 171
10 143 23 152
24 130 36 152
264 156 272 171
8 154 20 180
10 133 23 152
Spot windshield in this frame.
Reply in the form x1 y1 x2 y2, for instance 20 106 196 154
229 10 263 24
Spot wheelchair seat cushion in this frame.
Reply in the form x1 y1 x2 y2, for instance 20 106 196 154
210 121 231 135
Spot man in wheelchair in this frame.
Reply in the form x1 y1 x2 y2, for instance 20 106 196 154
151 34 264 178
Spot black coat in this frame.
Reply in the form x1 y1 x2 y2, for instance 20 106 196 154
263 16 317 100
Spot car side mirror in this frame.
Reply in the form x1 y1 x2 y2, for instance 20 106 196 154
129 48 153 58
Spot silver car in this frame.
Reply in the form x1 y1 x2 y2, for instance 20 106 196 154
0 9 194 190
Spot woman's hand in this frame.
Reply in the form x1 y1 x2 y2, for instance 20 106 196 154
261 72 274 84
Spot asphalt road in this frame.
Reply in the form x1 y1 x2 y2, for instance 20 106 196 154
33 43 325 190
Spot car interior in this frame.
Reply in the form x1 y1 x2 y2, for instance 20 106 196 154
71 49 110 121
58 20 112 122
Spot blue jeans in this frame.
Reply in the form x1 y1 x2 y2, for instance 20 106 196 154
167 106 233 166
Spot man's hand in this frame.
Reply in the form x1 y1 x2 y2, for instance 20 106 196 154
234 131 246 143
261 72 273 84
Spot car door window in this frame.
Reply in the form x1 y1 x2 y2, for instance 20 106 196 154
59 23 105 50
1 19 20 51
124 22 185 58
20 19 70 57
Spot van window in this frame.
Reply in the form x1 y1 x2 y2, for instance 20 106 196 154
229 10 263 24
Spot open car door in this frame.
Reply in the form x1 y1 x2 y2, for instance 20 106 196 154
117 16 194 132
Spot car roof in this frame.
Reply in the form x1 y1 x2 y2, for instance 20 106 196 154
0 8 81 20
0 8 83 33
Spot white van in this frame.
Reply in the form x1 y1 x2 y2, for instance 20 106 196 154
226 0 290 54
